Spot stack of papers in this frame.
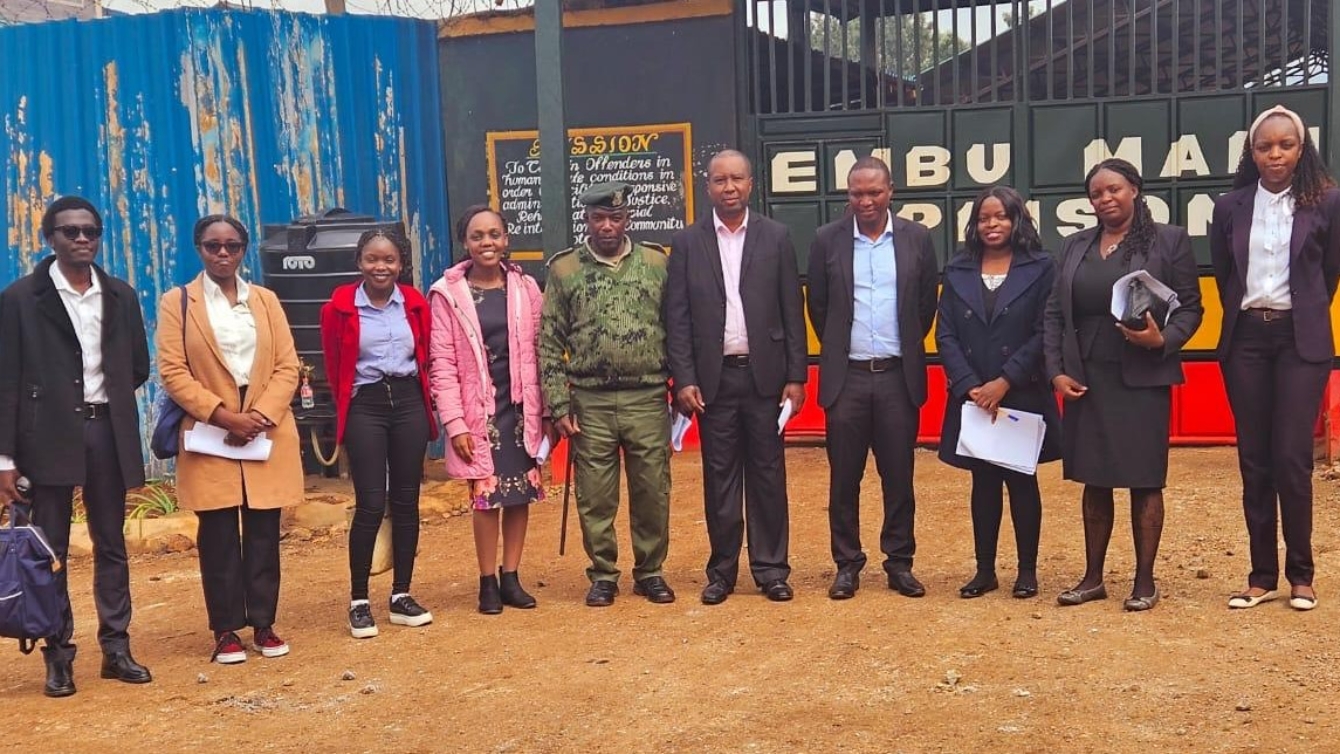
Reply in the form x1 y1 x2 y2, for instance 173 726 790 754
671 412 693 452
183 422 274 461
1110 270 1180 326
954 404 1046 475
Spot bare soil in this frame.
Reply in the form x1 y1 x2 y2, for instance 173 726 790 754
3 447 1338 753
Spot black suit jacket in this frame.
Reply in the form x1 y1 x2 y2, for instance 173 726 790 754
1042 222 1203 388
665 212 808 403
1209 185 1340 363
806 214 939 408
0 256 149 487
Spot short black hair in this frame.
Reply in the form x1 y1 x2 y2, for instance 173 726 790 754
354 226 414 283
455 204 509 243
192 214 250 247
848 155 892 185
42 196 102 239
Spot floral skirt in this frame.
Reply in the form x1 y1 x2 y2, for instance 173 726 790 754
470 402 544 511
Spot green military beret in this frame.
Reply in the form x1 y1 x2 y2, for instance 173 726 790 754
580 181 633 210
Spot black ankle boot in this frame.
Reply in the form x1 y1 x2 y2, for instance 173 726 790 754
499 569 537 609
478 575 503 615
42 644 77 698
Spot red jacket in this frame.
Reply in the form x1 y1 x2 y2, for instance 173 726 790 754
320 282 439 444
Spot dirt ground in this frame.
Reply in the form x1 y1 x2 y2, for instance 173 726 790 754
3 446 1338 753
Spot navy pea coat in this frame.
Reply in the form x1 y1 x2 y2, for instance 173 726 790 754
935 248 1061 470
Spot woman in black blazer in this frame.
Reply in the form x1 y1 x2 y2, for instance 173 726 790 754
1210 105 1340 612
936 186 1059 600
1043 158 1203 612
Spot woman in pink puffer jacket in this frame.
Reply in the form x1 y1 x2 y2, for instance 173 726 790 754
429 205 552 614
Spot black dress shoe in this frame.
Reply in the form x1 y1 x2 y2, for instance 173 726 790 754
42 646 76 698
701 581 733 605
888 570 927 598
762 580 794 602
585 580 618 607
1012 572 1039 599
959 572 999 599
828 570 859 600
101 651 153 684
633 576 676 604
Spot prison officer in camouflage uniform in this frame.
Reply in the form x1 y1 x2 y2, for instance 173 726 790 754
541 181 676 607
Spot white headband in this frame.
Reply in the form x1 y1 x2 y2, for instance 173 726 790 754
1249 105 1307 143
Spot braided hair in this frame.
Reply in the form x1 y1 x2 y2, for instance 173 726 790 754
353 227 414 284
963 185 1043 258
1231 112 1335 208
1085 158 1155 263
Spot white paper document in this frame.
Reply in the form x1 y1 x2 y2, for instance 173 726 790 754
671 411 693 452
1110 269 1180 325
183 422 274 461
954 404 1046 475
534 435 552 465
776 398 794 435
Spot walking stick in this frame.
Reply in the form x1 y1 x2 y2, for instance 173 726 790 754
559 438 575 556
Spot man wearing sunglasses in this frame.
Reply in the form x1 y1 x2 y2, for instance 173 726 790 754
0 195 153 697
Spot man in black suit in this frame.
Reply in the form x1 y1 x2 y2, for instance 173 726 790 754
806 156 939 600
666 150 808 604
0 196 153 697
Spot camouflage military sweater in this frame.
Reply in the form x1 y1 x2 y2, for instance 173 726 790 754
540 239 669 417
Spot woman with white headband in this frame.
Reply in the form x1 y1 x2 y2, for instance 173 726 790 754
1210 105 1340 612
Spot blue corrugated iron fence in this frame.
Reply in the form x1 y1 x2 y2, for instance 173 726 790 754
0 7 450 477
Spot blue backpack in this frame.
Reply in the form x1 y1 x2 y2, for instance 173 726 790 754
0 504 65 653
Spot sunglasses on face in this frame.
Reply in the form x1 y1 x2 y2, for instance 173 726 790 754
53 224 103 241
200 240 247 256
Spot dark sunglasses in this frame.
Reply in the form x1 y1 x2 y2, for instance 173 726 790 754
53 224 103 241
200 240 247 256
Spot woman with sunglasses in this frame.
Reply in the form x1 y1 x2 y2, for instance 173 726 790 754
156 214 304 663
429 205 550 614
321 228 438 638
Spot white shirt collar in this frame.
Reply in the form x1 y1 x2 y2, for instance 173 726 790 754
48 261 101 297
202 274 250 306
852 211 895 239
355 282 404 309
713 209 749 235
1257 181 1294 207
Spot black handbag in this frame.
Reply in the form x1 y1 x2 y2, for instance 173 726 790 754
1121 278 1169 331
150 286 189 460
0 503 65 654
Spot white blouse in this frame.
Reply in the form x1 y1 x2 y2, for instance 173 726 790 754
1242 182 1295 310
202 275 258 387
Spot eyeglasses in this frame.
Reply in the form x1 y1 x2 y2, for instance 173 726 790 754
53 225 103 241
200 240 247 256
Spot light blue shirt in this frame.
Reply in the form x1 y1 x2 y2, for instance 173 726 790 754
850 212 901 359
354 283 418 388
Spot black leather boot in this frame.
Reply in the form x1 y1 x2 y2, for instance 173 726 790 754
42 644 77 698
499 569 537 609
478 575 503 615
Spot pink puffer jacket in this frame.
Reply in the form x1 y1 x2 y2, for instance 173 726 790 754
428 260 545 480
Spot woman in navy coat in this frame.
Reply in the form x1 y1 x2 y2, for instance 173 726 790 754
937 186 1060 600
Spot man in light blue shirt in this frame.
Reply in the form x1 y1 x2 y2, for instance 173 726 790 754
806 156 941 601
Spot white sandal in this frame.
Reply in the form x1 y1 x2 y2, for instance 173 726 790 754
1227 589 1279 609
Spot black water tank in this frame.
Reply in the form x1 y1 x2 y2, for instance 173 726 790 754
258 209 403 471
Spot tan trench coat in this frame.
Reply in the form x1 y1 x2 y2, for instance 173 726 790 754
156 276 303 511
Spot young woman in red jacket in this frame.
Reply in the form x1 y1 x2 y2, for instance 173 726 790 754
320 229 438 639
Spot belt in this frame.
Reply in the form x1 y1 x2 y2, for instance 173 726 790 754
378 373 420 383
1243 308 1291 322
722 355 751 368
848 358 899 373
83 402 109 420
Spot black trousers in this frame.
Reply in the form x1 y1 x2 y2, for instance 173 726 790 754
196 495 281 633
30 414 131 654
697 361 790 587
1222 314 1329 589
969 465 1042 572
345 376 430 601
825 363 918 574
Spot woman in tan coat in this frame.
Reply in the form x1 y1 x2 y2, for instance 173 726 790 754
157 214 303 664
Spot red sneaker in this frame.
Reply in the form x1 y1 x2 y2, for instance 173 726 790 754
253 627 290 658
211 631 247 664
